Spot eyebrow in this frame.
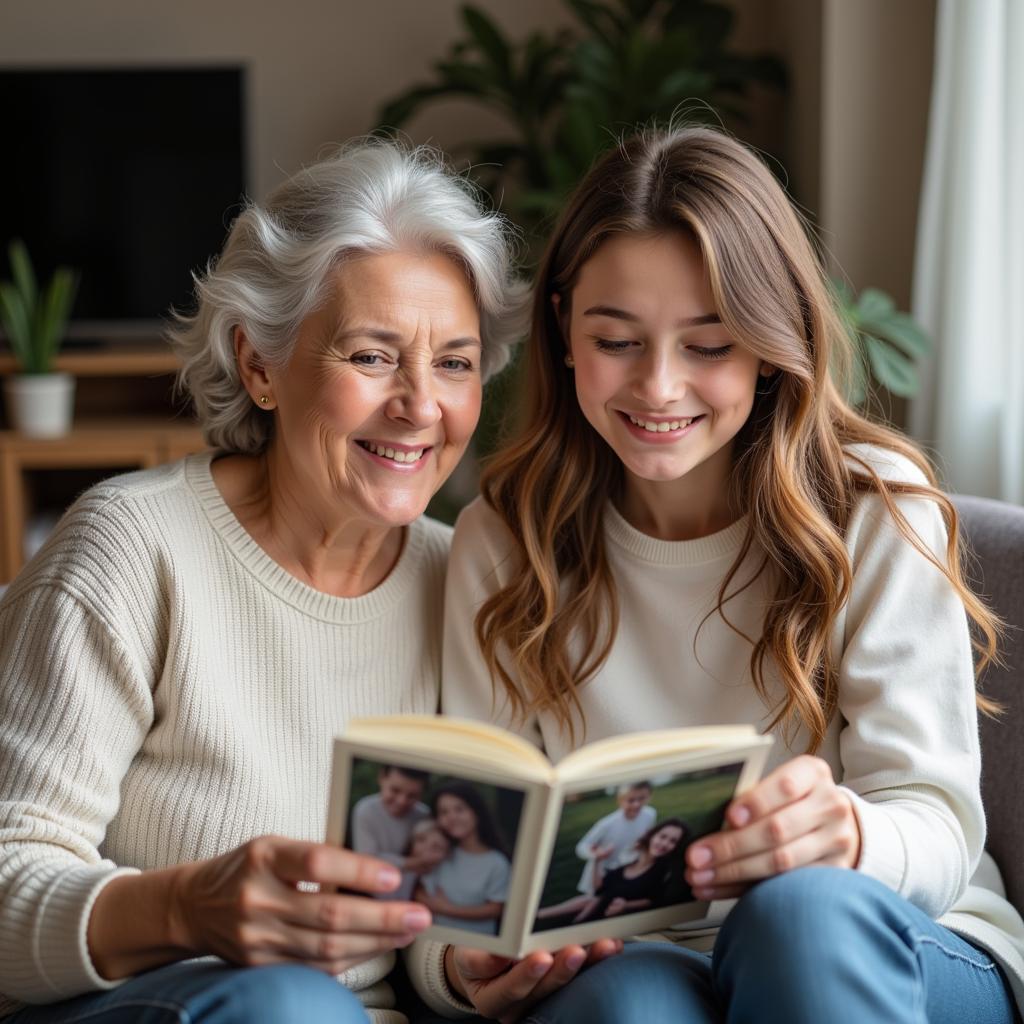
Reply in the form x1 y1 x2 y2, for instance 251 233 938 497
582 305 721 328
333 326 482 348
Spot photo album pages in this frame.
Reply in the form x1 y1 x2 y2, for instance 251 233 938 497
326 716 773 956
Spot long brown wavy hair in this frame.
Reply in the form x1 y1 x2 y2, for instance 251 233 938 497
476 125 1000 752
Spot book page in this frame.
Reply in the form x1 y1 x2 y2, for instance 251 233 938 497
517 738 772 954
556 725 758 782
326 740 551 955
344 715 552 782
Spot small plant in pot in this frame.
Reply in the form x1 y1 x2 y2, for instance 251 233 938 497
0 239 79 437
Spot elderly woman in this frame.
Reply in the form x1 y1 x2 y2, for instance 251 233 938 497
0 142 525 1024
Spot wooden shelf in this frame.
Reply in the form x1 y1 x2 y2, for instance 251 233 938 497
0 346 180 377
0 347 206 583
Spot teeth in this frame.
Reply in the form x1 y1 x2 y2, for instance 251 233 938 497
364 442 425 463
628 415 694 432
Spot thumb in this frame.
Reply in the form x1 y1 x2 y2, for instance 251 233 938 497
455 947 516 983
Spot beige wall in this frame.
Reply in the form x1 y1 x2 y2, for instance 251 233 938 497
3 0 936 309
818 0 936 307
0 0 565 200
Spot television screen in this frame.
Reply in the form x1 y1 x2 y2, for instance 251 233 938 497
0 67 246 335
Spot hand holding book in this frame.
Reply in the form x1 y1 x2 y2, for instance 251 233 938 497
326 715 773 956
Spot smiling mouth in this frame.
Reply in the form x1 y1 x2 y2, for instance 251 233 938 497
622 413 704 433
355 440 429 464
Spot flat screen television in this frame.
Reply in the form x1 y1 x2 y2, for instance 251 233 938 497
0 66 247 340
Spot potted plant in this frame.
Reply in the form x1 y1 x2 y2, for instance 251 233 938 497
0 239 79 437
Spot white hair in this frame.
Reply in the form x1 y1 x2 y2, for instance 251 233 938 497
169 140 529 453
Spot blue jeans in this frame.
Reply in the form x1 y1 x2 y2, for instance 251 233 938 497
419 868 1019 1024
6 961 371 1024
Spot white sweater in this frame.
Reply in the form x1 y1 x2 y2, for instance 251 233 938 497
0 452 452 1023
408 444 1024 1016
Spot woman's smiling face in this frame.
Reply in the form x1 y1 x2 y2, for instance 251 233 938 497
648 824 684 858
266 249 482 528
563 230 763 499
435 794 479 843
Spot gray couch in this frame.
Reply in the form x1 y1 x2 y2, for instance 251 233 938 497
954 495 1024 912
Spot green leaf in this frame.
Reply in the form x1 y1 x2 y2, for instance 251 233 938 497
863 333 919 397
461 7 512 83
855 287 895 322
0 282 32 366
877 312 930 358
38 268 78 370
8 239 38 310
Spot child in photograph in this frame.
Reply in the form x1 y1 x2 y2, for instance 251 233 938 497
414 781 512 935
350 764 431 874
393 818 451 901
574 781 656 894
537 818 688 927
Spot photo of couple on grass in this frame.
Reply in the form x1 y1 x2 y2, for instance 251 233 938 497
533 763 743 932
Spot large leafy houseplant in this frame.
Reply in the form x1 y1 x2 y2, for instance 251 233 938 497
376 0 786 238
0 239 79 436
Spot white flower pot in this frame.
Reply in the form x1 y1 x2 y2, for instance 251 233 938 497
3 372 76 438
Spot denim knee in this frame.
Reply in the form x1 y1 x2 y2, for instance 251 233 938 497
712 868 916 1006
216 964 370 1024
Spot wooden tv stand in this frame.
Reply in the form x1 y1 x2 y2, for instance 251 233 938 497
0 345 206 584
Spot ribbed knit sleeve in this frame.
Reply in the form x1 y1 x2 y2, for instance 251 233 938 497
0 581 153 1001
836 451 984 917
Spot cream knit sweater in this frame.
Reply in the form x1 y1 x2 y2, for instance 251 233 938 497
0 452 451 1022
408 443 1024 1017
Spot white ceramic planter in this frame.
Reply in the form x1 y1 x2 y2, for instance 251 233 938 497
3 372 76 438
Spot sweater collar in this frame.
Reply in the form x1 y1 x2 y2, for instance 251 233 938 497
184 451 428 623
603 499 749 566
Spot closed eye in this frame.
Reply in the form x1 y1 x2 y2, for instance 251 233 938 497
690 345 733 360
594 338 636 352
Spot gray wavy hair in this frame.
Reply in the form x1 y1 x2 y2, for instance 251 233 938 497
169 140 528 453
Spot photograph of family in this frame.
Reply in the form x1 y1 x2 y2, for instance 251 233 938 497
532 763 744 932
345 758 525 936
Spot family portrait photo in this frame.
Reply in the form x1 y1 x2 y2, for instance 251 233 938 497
345 758 525 937
533 763 744 932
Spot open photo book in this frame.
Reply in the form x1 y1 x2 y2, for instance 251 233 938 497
326 715 773 957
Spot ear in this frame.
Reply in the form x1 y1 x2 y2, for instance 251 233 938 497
234 326 275 408
551 291 572 353
759 362 777 378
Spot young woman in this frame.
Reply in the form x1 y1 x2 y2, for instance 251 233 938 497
413 783 512 936
537 818 686 927
407 126 1024 1023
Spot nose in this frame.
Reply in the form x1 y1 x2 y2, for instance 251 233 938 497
387 363 442 428
631 348 686 409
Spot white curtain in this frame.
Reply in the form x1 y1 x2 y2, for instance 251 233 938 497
910 0 1024 503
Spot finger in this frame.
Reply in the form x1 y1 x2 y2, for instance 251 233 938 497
691 785 840 871
265 838 403 895
468 952 555 1016
452 946 520 984
246 937 417 976
266 921 420 964
585 938 623 964
691 882 750 901
726 756 832 828
510 945 588 1009
689 819 854 889
280 891 431 936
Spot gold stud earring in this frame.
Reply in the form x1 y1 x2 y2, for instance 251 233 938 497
258 395 271 406
564 354 575 368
